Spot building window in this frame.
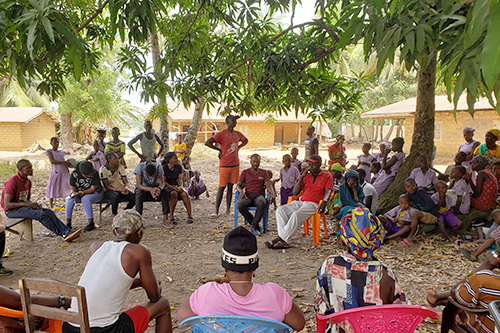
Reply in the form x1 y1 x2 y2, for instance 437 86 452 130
434 122 442 141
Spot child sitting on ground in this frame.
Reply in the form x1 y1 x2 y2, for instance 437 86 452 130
379 194 419 241
468 209 500 261
181 155 194 187
357 143 375 183
400 177 439 247
443 151 467 179
86 140 106 171
290 147 302 171
187 170 209 200
370 162 381 184
431 180 462 243
276 154 300 205
409 155 438 194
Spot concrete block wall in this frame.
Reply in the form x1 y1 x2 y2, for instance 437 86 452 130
21 114 56 149
0 123 22 150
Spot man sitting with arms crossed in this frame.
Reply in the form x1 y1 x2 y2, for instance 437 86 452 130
63 209 172 333
1 159 81 244
265 155 333 249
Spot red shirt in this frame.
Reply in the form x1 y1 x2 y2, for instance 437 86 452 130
213 129 247 167
300 171 333 203
1 173 32 212
238 168 269 195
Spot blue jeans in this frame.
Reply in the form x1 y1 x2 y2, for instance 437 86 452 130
6 206 69 236
66 191 104 220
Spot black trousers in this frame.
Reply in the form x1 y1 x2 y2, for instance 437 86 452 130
104 191 136 215
0 231 4 268
135 188 170 216
237 193 266 228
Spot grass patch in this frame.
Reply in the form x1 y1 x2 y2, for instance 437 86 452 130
0 160 18 182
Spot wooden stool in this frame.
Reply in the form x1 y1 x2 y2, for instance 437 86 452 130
5 218 33 241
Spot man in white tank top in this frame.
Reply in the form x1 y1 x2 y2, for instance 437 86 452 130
63 210 172 333
128 121 165 162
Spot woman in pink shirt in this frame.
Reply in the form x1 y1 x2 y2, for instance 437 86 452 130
177 227 305 330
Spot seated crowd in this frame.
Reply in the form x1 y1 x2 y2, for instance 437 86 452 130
1 123 500 333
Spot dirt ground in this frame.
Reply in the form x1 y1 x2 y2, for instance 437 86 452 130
0 143 482 332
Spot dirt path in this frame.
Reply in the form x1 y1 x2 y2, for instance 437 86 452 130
0 144 479 332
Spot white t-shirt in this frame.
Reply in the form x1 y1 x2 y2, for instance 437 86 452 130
362 182 378 214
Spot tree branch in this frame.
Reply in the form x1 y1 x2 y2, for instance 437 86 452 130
171 0 205 65
78 0 109 32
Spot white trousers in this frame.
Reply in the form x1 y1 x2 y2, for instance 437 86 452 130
276 200 319 242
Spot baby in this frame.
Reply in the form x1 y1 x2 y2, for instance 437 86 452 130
379 194 418 241
187 170 209 200
86 140 106 171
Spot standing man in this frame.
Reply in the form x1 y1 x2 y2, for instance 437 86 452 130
2 159 82 242
97 129 107 152
236 154 276 236
128 120 165 162
304 126 319 159
62 210 172 333
265 155 333 249
205 115 248 219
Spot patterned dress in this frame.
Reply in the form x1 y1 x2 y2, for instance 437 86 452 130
471 169 498 211
315 252 406 333
46 149 70 199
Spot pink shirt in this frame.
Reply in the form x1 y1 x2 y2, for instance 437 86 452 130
189 282 292 322
280 166 300 189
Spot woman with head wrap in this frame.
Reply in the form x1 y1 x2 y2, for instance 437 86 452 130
469 155 498 212
315 208 406 333
458 127 480 169
474 129 500 166
333 170 365 220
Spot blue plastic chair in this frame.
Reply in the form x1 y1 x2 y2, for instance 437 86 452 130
180 315 292 333
234 190 270 232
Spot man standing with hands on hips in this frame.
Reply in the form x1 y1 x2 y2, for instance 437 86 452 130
265 155 333 249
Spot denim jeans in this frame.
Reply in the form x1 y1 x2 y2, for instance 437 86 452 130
66 191 104 220
6 206 68 236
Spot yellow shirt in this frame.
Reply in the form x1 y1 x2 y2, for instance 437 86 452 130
174 142 187 161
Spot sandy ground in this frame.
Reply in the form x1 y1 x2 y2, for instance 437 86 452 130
0 144 479 332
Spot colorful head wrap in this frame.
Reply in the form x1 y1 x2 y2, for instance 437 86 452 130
330 162 345 172
487 129 500 140
463 127 475 133
339 207 384 261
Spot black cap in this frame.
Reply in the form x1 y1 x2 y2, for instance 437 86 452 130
97 129 107 133
221 227 259 272
225 115 240 123
79 161 94 175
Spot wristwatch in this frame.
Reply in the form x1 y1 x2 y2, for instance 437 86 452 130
493 251 500 259
58 296 67 308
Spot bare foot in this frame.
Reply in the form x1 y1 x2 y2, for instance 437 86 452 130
425 287 438 307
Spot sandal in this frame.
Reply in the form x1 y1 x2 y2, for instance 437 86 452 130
398 238 414 247
170 218 178 225
272 240 290 249
210 214 218 219
187 217 194 224
265 240 274 249
162 220 174 229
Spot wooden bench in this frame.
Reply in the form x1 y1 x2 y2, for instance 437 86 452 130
5 218 33 241
96 198 129 224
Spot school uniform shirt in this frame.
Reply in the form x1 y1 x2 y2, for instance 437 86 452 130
300 171 334 203
212 129 246 167
409 167 438 192
452 179 472 214
384 205 418 222
70 167 103 193
280 166 300 190
408 188 438 216
1 173 31 212
290 159 302 170
361 182 378 213
100 165 127 191
134 162 164 188
430 193 453 213
238 169 269 196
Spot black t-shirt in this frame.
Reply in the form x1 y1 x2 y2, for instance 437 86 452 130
70 162 103 193
163 164 182 186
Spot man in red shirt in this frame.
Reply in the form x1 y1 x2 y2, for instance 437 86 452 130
205 115 248 219
236 154 276 236
1 160 82 248
265 155 333 248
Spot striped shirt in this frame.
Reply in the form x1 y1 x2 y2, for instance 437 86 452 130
455 269 500 333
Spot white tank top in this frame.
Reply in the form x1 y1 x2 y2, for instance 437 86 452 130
140 132 156 162
68 241 135 327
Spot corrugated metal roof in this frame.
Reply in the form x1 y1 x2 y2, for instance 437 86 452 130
361 95 494 119
0 107 61 123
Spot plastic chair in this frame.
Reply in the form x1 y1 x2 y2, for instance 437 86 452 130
287 194 328 245
0 306 63 333
19 277 90 333
441 296 490 333
316 304 440 333
234 191 270 232
180 315 292 333
488 300 500 333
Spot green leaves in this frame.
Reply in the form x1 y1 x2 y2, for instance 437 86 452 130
481 1 500 91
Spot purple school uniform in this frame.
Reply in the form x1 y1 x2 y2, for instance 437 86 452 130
279 166 300 205
188 176 206 197
383 205 418 233
358 154 376 183
459 140 480 169
373 152 406 195
431 193 461 228
290 159 302 171
452 179 472 215
409 167 438 193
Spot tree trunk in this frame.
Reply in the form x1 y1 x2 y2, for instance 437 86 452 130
379 120 384 141
184 97 205 155
150 30 169 151
377 52 437 213
383 119 395 141
61 113 73 152
349 117 355 138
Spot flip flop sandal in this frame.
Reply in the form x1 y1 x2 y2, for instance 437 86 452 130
398 239 414 247
459 248 477 262
187 217 194 224
264 241 274 249
170 219 178 225
162 221 174 229
272 241 290 249
210 214 218 219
